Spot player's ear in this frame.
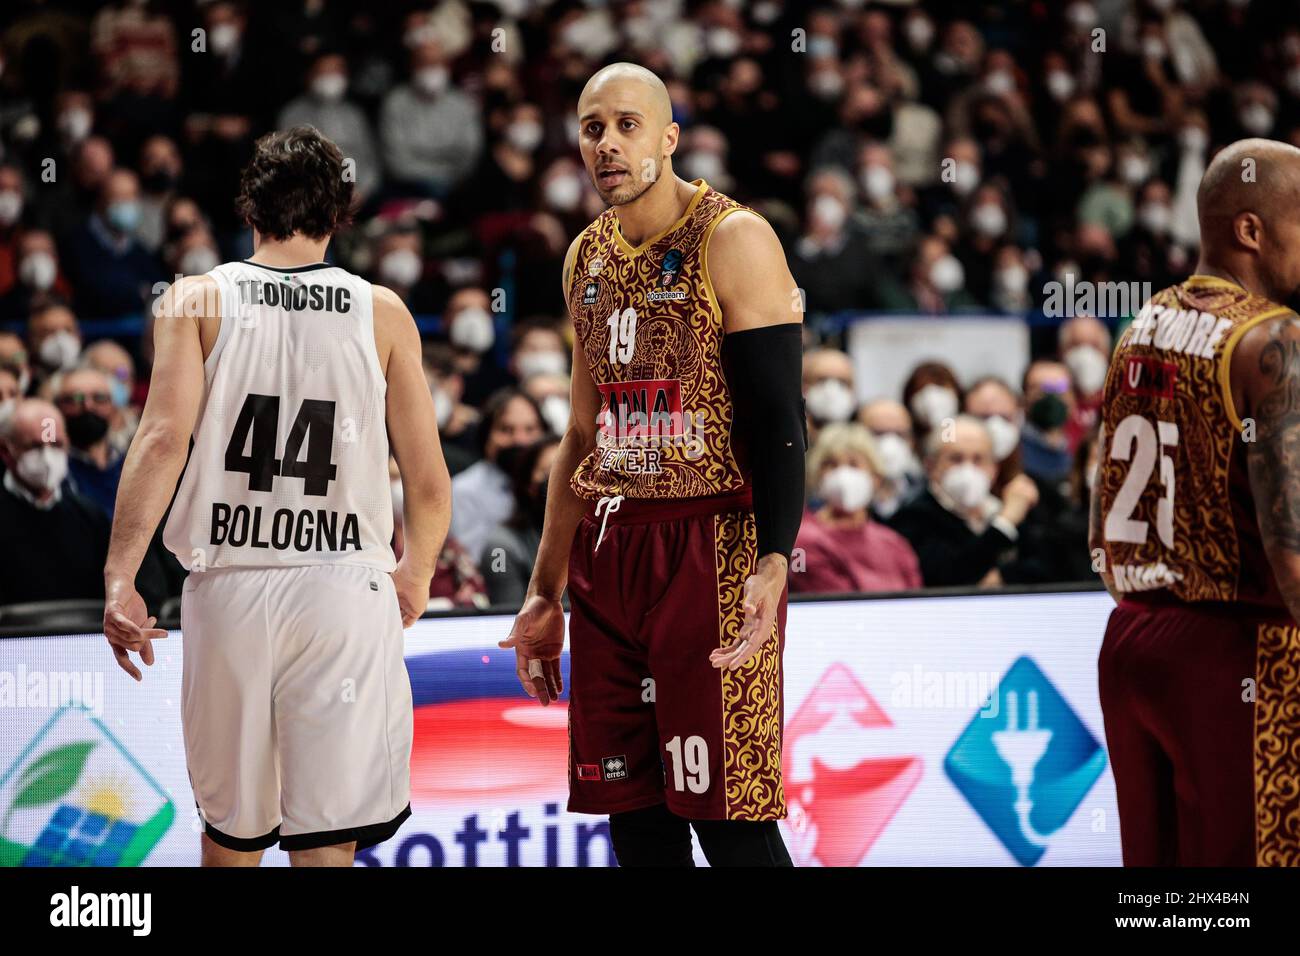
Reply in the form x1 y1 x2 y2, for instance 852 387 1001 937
1234 211 1263 253
662 122 680 159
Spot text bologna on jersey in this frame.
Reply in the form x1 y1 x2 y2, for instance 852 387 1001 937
210 503 363 553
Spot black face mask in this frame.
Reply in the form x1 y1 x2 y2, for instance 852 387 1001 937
494 443 525 478
65 410 110 448
142 170 177 194
1028 393 1069 431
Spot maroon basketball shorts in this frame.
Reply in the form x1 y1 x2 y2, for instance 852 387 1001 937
565 487 787 821
1099 598 1300 866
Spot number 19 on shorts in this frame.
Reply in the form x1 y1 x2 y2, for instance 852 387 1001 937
665 735 710 794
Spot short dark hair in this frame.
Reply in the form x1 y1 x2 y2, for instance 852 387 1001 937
235 126 354 241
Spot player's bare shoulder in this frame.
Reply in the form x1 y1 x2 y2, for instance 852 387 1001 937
370 283 419 376
706 208 800 332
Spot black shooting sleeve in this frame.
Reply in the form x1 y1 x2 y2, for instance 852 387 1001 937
723 322 807 560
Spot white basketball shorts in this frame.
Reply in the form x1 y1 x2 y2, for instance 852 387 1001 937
179 563 412 852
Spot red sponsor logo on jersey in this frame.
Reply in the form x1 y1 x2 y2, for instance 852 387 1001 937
597 379 685 439
1121 356 1178 398
575 763 602 782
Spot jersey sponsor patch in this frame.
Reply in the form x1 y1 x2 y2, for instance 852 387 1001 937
597 378 685 440
1120 355 1178 399
575 763 602 782
601 756 628 781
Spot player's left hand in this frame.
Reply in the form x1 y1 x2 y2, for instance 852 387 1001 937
103 576 167 682
711 554 786 671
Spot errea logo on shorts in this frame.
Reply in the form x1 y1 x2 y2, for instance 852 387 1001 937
49 885 151 936
601 756 628 781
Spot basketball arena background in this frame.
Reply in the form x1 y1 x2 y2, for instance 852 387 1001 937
0 0 1296 868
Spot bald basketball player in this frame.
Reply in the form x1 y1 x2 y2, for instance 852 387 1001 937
1092 138 1300 866
500 63 804 866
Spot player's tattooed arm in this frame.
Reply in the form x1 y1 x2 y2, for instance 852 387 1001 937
1242 314 1300 618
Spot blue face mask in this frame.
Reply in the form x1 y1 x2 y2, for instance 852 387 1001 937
109 376 130 408
106 201 141 235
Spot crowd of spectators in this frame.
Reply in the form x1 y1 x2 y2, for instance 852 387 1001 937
2 0 1298 611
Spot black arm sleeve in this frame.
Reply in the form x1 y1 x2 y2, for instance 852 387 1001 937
723 322 807 560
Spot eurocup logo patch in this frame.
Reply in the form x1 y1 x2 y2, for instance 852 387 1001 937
945 656 1106 866
658 248 683 288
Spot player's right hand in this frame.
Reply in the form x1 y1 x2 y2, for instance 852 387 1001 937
391 561 432 628
103 577 168 682
499 593 565 706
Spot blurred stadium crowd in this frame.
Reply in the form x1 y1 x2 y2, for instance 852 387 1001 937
1 0 1298 614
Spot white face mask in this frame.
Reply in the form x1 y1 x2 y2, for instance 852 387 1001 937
983 415 1021 462
16 444 68 493
820 465 874 513
910 384 959 427
311 73 347 101
1046 70 1075 102
861 165 894 203
928 254 965 293
540 394 570 435
179 246 220 277
1119 153 1150 185
940 461 992 510
506 120 544 153
995 263 1028 295
1137 202 1171 235
983 70 1015 96
970 203 1007 238
0 190 21 227
904 17 934 51
1179 125 1208 153
544 175 583 212
682 151 725 184
1240 103 1274 136
516 350 568 380
414 66 450 97
951 161 980 197
811 194 847 231
450 307 495 353
432 387 454 428
58 108 92 143
18 251 56 290
39 330 81 371
379 248 422 288
805 379 856 424
872 432 919 481
208 23 240 56
1064 344 1110 394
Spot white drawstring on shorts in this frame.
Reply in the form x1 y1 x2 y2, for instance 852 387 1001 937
593 495 624 554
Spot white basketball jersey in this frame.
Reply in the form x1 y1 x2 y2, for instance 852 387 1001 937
164 260 395 572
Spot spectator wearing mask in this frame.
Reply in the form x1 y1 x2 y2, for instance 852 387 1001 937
0 398 109 604
1020 359 1077 488
510 320 569 386
422 341 479 474
134 135 184 253
1119 177 1185 290
54 367 123 518
793 423 922 595
989 244 1033 314
380 42 482 198
369 226 440 314
790 168 884 322
444 286 508 405
37 136 114 240
27 303 82 390
859 398 923 519
902 360 962 445
278 52 382 201
0 229 72 320
61 168 163 317
803 346 857 444
855 143 921 271
454 101 547 218
389 458 487 610
449 387 545 558
480 435 560 606
888 414 1039 587
963 375 1024 495
82 339 139 454
0 332 30 397
1059 314 1111 452
521 371 571 439
878 234 979 313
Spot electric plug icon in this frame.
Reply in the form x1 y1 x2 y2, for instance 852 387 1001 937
991 689 1053 847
